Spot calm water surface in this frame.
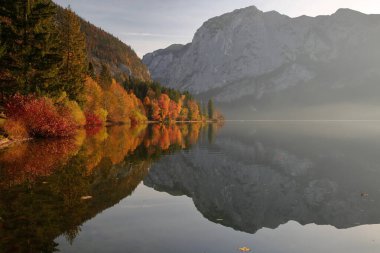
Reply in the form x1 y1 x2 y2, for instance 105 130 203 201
1 122 380 252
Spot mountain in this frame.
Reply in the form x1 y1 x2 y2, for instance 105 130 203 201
56 5 151 82
143 6 380 119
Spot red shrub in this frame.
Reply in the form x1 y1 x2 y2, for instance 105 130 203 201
85 112 103 126
4 94 77 138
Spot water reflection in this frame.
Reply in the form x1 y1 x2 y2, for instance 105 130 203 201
3 121 380 253
0 123 218 253
145 122 380 234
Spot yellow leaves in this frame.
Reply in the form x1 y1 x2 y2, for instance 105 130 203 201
239 247 251 252
3 119 29 139
84 77 148 125
158 94 170 119
64 100 86 126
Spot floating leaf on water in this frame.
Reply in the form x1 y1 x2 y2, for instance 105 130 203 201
81 196 93 200
239 247 251 252
361 192 369 197
217 218 223 221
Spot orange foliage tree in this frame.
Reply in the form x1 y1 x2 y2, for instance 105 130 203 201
158 94 170 120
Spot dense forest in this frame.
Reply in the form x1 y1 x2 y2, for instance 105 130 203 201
0 0 221 142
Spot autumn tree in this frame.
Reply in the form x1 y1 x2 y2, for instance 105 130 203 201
83 77 107 122
57 6 87 101
169 100 179 120
187 100 200 121
150 100 161 121
158 94 170 120
0 0 62 97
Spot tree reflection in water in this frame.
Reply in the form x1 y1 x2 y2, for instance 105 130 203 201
0 123 222 253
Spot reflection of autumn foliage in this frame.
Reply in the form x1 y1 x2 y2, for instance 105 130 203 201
105 125 146 164
188 123 202 145
0 122 222 252
82 125 147 173
0 154 151 253
143 123 202 151
0 138 81 187
0 123 210 189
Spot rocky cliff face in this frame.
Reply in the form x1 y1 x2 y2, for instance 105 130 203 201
143 6 380 119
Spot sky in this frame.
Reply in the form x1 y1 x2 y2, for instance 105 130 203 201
53 0 380 57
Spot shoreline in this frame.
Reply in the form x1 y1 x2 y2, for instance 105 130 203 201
0 120 224 150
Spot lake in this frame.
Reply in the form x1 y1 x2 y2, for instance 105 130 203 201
1 121 380 253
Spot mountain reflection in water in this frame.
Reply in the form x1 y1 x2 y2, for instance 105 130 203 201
2 122 380 253
146 122 380 235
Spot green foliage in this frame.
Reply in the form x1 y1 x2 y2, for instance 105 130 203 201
123 79 182 102
99 64 112 90
202 102 207 117
0 0 62 97
208 99 214 120
56 6 87 102
88 62 96 79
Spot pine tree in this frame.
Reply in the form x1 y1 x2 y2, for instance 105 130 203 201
57 6 87 102
208 99 214 120
202 102 207 118
87 62 96 80
0 0 62 97
98 64 112 90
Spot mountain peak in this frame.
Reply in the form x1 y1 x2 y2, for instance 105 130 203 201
333 8 365 16
144 6 380 119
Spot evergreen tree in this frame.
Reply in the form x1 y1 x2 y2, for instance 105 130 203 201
202 102 207 118
87 62 96 80
57 6 87 101
208 99 214 120
98 64 112 90
0 0 62 97
188 104 193 121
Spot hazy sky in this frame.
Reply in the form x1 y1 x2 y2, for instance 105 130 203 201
53 0 380 57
